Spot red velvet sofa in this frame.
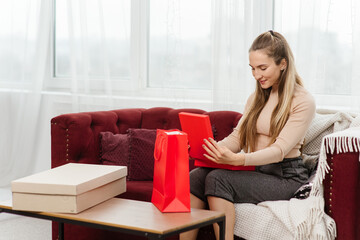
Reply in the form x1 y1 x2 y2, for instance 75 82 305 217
50 107 359 240
50 107 242 240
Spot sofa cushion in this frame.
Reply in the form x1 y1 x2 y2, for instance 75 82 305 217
127 128 157 181
100 131 129 167
100 129 157 181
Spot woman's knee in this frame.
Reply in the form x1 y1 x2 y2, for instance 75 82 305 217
190 167 211 182
189 168 212 202
204 169 229 186
204 170 236 202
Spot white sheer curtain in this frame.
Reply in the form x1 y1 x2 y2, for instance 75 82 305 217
274 0 360 112
147 0 274 111
0 0 52 187
210 0 273 110
2 0 360 188
0 0 131 188
54 0 132 113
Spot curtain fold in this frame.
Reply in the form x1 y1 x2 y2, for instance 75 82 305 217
211 0 249 111
0 0 52 187
58 0 132 113
351 0 360 109
210 0 273 111
275 0 360 111
66 0 113 112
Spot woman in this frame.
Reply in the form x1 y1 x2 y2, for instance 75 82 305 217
180 31 316 240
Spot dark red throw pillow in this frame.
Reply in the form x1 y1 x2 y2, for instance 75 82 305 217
99 129 157 181
100 132 129 167
127 128 157 181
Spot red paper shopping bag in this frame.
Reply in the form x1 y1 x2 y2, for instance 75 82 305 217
151 129 191 213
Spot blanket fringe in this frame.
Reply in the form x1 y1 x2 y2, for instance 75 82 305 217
304 133 360 240
313 235 333 240
294 196 326 240
295 202 336 240
312 134 360 197
294 222 309 240
327 216 337 239
328 135 360 155
311 141 329 197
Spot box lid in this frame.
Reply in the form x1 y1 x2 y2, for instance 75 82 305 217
11 163 127 195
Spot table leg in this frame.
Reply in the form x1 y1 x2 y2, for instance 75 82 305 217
58 222 64 240
218 218 226 240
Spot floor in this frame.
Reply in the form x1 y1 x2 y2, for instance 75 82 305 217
0 187 51 240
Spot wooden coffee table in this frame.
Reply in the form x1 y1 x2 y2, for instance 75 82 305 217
0 198 225 240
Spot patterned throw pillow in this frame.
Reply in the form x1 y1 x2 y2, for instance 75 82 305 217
100 131 129 167
99 129 157 181
127 128 157 181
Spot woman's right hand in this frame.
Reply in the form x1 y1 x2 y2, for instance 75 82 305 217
202 138 245 166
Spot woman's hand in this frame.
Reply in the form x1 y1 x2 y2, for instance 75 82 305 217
202 138 245 166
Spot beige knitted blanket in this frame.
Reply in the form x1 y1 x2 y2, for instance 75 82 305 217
234 111 360 240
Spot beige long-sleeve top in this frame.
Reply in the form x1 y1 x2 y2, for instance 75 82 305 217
219 85 316 166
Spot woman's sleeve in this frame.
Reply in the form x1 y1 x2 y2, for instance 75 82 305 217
243 92 316 166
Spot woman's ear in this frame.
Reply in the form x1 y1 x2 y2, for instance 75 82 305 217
280 58 287 71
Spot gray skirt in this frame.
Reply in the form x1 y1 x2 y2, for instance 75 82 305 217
189 157 309 204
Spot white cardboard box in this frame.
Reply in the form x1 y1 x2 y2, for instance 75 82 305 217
11 163 127 213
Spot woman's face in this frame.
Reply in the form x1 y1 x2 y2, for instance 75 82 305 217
249 50 286 90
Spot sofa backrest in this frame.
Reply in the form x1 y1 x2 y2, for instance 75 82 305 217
51 107 242 168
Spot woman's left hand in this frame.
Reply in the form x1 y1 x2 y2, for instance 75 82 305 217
202 138 245 166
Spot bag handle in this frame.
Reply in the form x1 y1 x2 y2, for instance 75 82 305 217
154 132 167 161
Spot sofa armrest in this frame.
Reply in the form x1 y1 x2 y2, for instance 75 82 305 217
323 138 360 240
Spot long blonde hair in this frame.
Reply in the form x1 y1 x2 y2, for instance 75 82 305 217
239 31 303 152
